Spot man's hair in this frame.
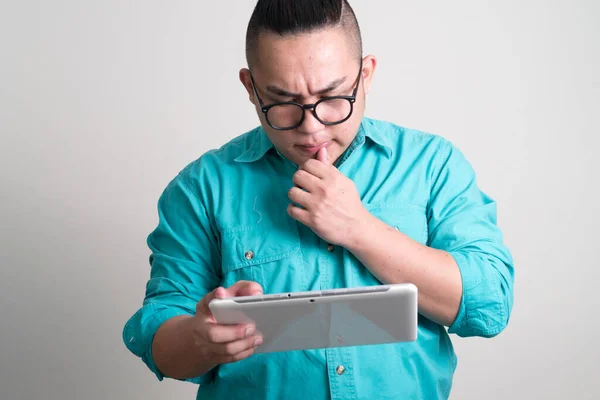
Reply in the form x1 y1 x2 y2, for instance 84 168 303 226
245 0 362 68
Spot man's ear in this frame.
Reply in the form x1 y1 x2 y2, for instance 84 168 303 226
239 68 256 105
361 55 377 95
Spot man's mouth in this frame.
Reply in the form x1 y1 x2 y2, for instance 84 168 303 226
296 141 330 155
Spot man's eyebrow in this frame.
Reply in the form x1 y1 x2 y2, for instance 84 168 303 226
266 77 348 98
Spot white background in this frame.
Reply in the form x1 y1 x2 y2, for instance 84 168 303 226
1 1 598 399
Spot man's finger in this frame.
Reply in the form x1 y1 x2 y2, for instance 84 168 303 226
224 280 264 298
205 322 256 344
300 158 329 179
288 187 312 208
317 147 331 165
217 334 263 357
292 169 321 192
221 340 262 364
288 203 311 226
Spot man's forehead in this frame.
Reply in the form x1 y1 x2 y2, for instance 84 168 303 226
252 60 354 94
254 29 355 69
255 48 354 86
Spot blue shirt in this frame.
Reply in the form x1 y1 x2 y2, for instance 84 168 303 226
123 117 514 399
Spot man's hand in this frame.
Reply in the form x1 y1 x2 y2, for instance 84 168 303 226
287 147 371 247
152 281 264 380
192 281 264 364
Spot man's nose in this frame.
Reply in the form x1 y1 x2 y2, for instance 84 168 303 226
296 107 325 135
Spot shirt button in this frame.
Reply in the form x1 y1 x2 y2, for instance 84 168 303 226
327 244 335 252
245 251 255 260
336 365 345 375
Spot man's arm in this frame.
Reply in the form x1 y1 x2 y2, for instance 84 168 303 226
344 217 462 327
152 284 263 380
123 173 261 383
288 142 514 336
347 140 514 334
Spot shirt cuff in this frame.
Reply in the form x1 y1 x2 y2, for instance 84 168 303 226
122 303 212 385
447 251 507 338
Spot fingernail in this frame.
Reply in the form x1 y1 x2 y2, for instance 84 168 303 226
245 325 255 336
254 337 263 347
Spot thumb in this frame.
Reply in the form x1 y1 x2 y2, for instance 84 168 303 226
225 280 264 297
317 146 331 165
196 286 227 317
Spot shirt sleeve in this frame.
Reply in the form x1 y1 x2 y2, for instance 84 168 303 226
122 172 221 384
427 138 515 338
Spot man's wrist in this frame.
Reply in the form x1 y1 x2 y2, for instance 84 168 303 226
343 208 380 252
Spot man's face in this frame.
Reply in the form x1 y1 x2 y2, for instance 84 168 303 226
240 27 376 166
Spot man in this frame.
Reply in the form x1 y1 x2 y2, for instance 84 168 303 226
122 0 514 398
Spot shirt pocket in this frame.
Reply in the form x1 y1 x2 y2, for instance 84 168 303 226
365 202 428 245
219 220 306 294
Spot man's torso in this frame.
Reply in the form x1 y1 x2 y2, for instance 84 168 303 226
185 117 457 399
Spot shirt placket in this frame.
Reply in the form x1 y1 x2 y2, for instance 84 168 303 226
326 346 357 399
319 240 358 400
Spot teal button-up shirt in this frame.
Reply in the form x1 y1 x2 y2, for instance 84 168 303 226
123 117 514 399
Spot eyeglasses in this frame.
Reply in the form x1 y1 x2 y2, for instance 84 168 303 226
249 61 363 131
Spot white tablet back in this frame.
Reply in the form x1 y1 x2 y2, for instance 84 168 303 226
209 283 418 354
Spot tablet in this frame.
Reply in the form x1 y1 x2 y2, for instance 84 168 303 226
208 283 418 354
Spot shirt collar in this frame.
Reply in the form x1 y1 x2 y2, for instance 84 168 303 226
357 118 394 158
234 117 393 164
233 127 274 163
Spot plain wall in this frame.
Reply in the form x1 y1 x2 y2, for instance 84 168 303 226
1 1 598 399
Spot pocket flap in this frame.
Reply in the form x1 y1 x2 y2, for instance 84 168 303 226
221 224 300 272
366 202 428 244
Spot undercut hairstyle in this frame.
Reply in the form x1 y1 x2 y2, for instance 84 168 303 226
245 0 363 68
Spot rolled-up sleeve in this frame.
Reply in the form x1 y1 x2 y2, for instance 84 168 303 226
427 139 515 338
122 172 221 384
